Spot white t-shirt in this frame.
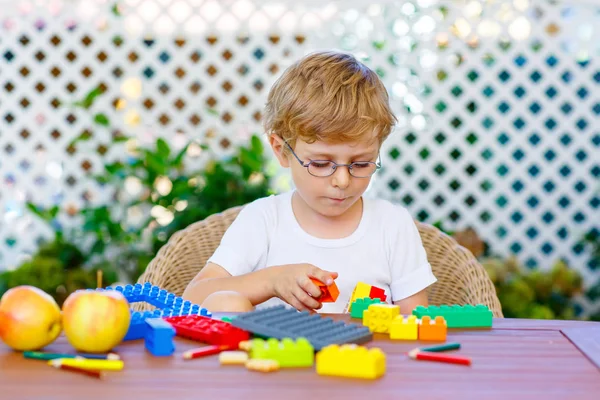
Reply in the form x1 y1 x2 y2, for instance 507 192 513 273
208 190 437 313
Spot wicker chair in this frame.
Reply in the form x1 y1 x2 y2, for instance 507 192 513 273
137 205 503 317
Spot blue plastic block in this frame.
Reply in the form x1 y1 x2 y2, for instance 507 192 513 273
97 283 212 341
145 318 175 356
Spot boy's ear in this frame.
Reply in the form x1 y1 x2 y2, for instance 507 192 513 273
269 134 290 168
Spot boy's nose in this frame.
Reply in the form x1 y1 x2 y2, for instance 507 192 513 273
331 166 351 189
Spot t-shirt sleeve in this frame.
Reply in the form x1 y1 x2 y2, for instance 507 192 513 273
388 206 437 302
207 198 272 276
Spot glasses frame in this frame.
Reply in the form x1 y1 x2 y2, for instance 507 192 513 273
284 142 381 178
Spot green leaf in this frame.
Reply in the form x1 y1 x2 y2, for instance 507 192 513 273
240 148 262 171
171 143 190 167
144 150 166 176
90 240 106 255
113 136 129 143
94 113 110 126
250 135 264 155
104 162 125 176
73 86 104 110
93 175 111 185
49 206 60 219
82 220 99 233
26 203 44 219
111 3 121 17
156 138 171 159
372 40 386 50
68 130 93 147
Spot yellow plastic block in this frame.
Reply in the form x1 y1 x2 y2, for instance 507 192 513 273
316 344 386 379
390 315 419 340
419 316 447 341
363 303 400 333
347 282 372 312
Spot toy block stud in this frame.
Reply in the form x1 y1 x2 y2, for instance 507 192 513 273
316 344 386 379
390 315 419 340
412 304 492 328
350 297 382 319
250 337 314 368
310 277 339 302
363 304 400 333
419 316 447 341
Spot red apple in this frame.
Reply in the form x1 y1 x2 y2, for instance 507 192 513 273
62 290 131 353
0 286 62 351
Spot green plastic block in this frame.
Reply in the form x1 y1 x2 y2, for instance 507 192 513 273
350 297 382 319
250 337 314 367
412 304 493 328
221 317 233 323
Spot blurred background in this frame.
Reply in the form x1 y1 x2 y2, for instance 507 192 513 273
0 0 597 320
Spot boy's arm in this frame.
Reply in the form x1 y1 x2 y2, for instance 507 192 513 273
183 261 337 310
182 262 277 306
393 289 428 314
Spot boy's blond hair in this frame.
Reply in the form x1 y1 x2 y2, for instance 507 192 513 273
264 51 397 149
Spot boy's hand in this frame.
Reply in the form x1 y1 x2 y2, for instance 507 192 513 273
269 264 338 312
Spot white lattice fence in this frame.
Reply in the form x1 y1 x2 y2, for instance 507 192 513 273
0 0 598 314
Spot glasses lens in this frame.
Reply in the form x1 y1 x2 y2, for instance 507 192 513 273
307 161 336 177
350 162 378 178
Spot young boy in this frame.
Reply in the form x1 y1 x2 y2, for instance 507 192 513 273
182 50 437 313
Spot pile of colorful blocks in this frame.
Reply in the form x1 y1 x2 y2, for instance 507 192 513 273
98 282 493 381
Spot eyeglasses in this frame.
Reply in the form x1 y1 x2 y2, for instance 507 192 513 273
285 142 381 178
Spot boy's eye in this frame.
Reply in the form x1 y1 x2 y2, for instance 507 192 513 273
311 161 333 168
352 162 371 168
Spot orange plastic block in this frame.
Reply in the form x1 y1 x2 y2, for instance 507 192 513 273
419 316 447 341
310 278 339 302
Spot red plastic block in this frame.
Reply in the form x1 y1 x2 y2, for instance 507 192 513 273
310 278 340 302
369 286 387 302
164 315 250 348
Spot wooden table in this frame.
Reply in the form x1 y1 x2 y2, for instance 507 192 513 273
1 315 600 400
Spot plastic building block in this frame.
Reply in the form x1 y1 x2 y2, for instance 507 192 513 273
310 278 340 302
98 283 211 340
350 297 382 319
369 286 386 302
362 303 400 333
144 318 175 356
412 304 493 328
231 305 372 351
219 351 248 365
246 359 279 372
250 338 314 368
163 314 250 348
347 282 388 312
390 315 419 340
419 316 447 341
316 344 386 379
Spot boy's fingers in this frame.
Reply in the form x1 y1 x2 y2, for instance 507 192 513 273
327 271 339 280
287 293 308 312
297 275 323 298
307 266 335 286
293 287 321 310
